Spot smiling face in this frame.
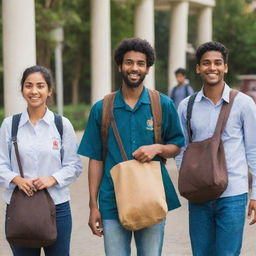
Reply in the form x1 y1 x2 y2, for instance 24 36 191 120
22 72 52 111
196 51 228 88
119 51 149 88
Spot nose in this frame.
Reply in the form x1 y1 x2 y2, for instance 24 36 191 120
31 85 38 93
131 63 139 71
208 63 217 70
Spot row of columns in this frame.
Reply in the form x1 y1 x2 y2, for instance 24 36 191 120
91 0 213 103
2 0 214 115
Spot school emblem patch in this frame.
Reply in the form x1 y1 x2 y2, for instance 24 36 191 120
146 117 154 131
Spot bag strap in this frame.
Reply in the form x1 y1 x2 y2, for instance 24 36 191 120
186 90 238 143
186 92 198 143
11 112 64 177
147 89 162 144
54 113 63 141
101 89 164 162
11 114 24 178
101 92 117 161
213 89 238 138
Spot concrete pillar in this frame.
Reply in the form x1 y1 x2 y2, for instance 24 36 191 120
197 6 213 46
91 0 111 104
2 0 36 116
51 26 64 116
135 0 155 90
168 1 189 91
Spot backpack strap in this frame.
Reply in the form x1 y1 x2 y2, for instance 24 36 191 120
186 92 198 143
185 84 190 97
101 89 165 163
147 89 162 144
11 114 22 143
54 113 63 141
101 92 117 161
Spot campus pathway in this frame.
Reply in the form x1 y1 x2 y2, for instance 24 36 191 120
1 132 256 255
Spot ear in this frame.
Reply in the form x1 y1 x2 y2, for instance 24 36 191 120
196 64 200 74
48 88 53 97
224 64 228 73
118 65 122 72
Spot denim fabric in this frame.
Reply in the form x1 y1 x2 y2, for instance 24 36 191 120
189 193 247 256
8 201 72 256
103 219 165 256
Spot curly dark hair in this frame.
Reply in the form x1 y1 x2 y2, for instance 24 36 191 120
21 65 53 91
114 38 155 67
196 41 229 64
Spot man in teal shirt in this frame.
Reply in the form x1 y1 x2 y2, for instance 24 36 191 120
78 38 184 256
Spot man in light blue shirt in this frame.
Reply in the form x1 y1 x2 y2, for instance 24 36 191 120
176 41 256 255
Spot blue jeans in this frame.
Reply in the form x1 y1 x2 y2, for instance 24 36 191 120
102 219 165 256
189 193 247 256
8 201 72 256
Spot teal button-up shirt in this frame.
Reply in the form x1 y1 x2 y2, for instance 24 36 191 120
78 87 185 219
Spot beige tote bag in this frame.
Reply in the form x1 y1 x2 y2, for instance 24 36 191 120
110 159 167 231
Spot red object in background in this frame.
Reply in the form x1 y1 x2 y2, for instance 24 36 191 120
239 75 256 103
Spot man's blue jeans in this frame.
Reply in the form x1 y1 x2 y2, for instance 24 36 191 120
189 193 247 256
102 219 165 256
8 201 72 256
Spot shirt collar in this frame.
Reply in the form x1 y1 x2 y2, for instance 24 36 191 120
195 83 231 103
114 86 150 108
19 108 52 127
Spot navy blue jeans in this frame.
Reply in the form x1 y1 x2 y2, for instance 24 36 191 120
7 201 72 256
189 193 248 256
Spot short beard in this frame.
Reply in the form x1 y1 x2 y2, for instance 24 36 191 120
121 72 146 88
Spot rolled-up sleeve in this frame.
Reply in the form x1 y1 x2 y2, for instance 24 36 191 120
52 117 83 188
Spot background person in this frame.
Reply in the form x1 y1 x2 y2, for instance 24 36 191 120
169 68 194 108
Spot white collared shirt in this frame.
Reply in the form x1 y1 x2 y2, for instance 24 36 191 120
0 109 83 204
176 84 256 199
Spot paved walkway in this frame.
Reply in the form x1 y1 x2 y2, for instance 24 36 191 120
1 133 256 255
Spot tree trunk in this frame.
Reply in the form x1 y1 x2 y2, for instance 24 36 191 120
72 56 82 105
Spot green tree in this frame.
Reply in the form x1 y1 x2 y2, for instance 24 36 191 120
213 0 256 86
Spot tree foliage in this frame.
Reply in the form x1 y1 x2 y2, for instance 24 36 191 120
213 0 256 86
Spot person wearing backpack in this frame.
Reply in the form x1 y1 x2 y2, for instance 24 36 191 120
169 68 194 108
176 41 256 255
0 65 83 255
78 38 184 256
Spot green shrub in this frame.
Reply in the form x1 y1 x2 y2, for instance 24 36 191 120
0 108 4 126
0 104 90 131
50 104 90 131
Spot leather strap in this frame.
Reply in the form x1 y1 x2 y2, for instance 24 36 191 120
102 89 165 163
187 89 238 143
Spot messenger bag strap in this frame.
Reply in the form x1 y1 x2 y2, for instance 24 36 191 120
108 100 128 162
102 92 117 161
213 89 238 138
11 114 24 178
186 92 198 143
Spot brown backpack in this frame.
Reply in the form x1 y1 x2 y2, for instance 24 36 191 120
178 90 238 203
101 89 164 161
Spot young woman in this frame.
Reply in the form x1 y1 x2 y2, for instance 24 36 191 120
0 65 83 255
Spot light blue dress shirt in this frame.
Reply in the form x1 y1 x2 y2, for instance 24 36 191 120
0 109 83 204
176 84 256 199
